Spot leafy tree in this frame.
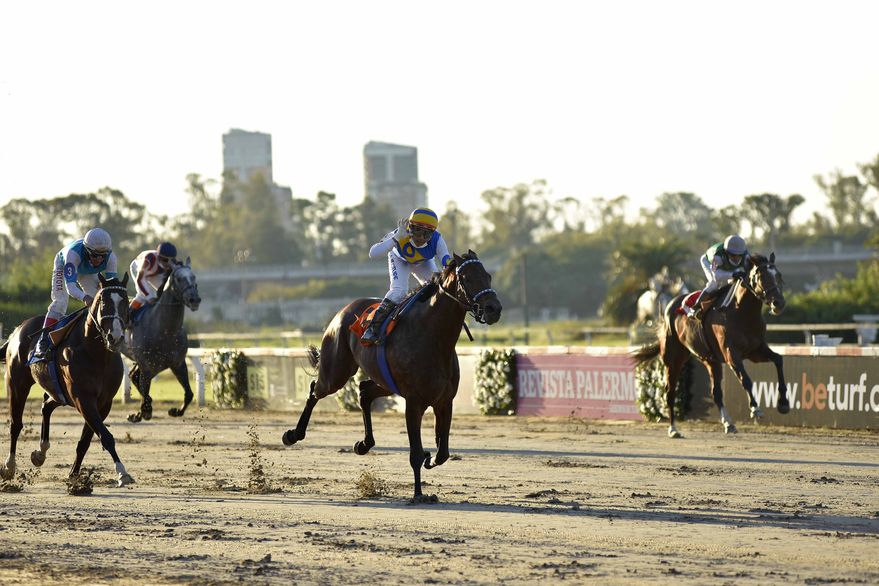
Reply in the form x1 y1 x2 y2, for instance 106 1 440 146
651 192 714 243
601 236 691 325
813 169 873 230
741 193 805 250
477 180 553 257
440 200 473 255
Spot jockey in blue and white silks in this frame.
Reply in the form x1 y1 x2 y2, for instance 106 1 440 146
361 207 451 345
32 227 118 360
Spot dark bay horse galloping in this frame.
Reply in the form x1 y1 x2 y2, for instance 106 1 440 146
123 258 201 423
633 253 790 437
0 274 135 487
282 250 502 502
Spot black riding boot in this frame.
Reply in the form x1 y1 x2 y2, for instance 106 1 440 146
31 330 54 363
361 300 397 346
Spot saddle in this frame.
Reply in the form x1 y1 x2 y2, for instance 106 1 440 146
350 285 434 346
676 286 730 317
27 310 86 405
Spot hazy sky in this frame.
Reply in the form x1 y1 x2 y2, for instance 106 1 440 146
2 1 878 223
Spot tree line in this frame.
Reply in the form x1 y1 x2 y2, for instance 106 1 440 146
1 154 877 326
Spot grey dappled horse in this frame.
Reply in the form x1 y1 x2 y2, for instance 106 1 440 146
123 258 201 423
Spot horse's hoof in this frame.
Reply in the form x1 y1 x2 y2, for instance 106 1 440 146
168 408 184 417
777 399 790 415
0 465 13 481
282 430 299 446
422 451 433 469
127 412 142 424
667 427 682 439
141 410 153 421
30 450 46 467
408 494 439 505
750 408 764 419
724 424 738 434
353 441 372 455
117 473 135 487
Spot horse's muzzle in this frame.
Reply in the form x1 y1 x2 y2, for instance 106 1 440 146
770 299 786 315
482 300 502 325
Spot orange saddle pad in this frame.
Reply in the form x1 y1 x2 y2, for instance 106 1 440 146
349 303 400 344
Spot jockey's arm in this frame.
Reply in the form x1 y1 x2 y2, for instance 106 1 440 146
434 234 452 268
135 253 161 300
368 231 397 259
61 249 88 302
104 252 118 279
708 255 735 284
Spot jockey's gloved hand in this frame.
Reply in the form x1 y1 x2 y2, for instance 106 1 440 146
392 218 408 242
82 295 94 307
732 268 746 279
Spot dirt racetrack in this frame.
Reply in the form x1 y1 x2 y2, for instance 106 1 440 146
0 402 877 585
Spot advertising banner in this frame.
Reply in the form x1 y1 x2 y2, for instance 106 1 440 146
719 354 879 429
515 354 641 419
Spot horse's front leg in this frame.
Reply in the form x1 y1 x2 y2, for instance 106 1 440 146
77 399 134 487
354 380 392 455
168 360 194 417
752 343 789 414
727 351 761 422
404 400 434 503
31 394 60 467
126 364 153 423
425 397 453 469
707 361 737 434
282 381 320 446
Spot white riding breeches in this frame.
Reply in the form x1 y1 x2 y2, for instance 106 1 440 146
384 253 437 304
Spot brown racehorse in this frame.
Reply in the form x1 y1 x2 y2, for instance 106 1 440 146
282 250 502 502
0 274 135 488
633 253 790 437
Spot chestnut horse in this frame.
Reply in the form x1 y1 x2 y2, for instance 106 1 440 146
633 253 790 437
282 250 502 502
0 274 135 488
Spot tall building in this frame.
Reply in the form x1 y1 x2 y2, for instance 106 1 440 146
222 128 292 230
363 141 428 218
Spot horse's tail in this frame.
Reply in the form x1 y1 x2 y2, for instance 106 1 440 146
306 345 320 369
631 341 660 367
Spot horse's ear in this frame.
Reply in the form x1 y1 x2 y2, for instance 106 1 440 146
468 249 477 258
98 273 107 287
185 256 191 267
121 272 129 287
769 252 775 264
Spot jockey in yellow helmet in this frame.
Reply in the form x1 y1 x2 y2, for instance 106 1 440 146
361 208 451 345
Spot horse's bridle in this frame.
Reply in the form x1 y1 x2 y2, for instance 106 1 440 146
86 285 128 346
438 258 497 324
742 264 781 305
161 265 197 307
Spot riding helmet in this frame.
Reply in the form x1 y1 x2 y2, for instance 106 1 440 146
157 242 178 258
408 208 439 231
83 227 112 256
723 234 747 256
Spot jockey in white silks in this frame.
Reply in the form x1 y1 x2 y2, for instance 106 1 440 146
360 207 452 346
32 227 118 361
686 234 749 320
129 242 178 312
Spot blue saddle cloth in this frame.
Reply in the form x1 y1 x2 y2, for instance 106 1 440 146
374 283 436 396
130 303 153 324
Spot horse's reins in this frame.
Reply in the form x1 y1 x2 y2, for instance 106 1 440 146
437 258 497 325
86 286 129 346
